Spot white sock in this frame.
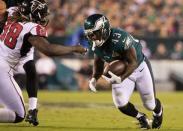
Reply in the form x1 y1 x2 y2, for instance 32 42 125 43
136 112 144 119
0 108 16 123
28 97 38 110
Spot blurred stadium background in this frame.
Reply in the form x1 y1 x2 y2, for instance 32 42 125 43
11 0 183 92
1 0 183 130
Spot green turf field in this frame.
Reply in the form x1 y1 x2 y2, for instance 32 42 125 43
0 91 183 131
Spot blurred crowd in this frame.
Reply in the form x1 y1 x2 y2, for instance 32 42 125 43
142 40 183 60
46 0 183 60
47 0 183 38
3 0 183 90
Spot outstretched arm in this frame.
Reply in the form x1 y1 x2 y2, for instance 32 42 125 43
28 36 87 56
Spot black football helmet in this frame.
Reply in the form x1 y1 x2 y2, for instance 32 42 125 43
84 14 111 47
19 0 49 26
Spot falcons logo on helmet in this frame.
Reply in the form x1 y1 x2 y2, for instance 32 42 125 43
31 0 46 13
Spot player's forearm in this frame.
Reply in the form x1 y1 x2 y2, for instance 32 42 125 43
42 44 76 56
120 62 137 81
92 56 104 80
29 36 84 56
120 47 138 81
92 72 103 80
92 65 104 80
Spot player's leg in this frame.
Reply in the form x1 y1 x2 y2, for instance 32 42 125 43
112 78 150 129
23 60 38 109
23 60 39 126
0 66 25 123
136 58 163 129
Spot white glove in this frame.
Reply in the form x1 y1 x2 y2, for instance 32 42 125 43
89 78 97 92
102 71 122 84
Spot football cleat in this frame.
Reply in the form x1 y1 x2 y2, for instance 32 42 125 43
152 107 163 129
137 114 151 129
25 109 39 126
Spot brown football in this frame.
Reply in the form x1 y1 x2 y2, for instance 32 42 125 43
103 60 127 77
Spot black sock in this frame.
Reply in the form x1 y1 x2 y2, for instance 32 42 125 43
23 60 38 98
118 102 138 118
153 98 162 114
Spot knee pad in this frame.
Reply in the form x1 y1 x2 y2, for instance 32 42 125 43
14 113 25 123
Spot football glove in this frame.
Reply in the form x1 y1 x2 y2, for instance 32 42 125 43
89 78 97 92
102 71 122 84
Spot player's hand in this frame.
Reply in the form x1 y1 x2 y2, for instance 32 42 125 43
89 78 97 92
73 45 88 54
102 71 122 84
0 0 6 15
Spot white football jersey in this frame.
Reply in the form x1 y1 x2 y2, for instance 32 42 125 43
0 7 47 68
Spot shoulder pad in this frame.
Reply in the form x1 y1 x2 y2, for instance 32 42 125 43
29 23 48 37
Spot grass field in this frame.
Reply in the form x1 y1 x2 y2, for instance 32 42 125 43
0 91 183 131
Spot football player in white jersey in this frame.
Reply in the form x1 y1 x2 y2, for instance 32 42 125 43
5 5 40 126
0 0 87 124
1 1 42 126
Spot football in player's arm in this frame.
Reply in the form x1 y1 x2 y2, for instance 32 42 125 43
0 0 87 125
84 14 163 129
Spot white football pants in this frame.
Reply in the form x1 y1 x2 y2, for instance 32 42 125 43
0 59 25 119
112 58 156 111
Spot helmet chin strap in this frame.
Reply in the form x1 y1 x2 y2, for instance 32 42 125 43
92 40 104 51
92 42 96 51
